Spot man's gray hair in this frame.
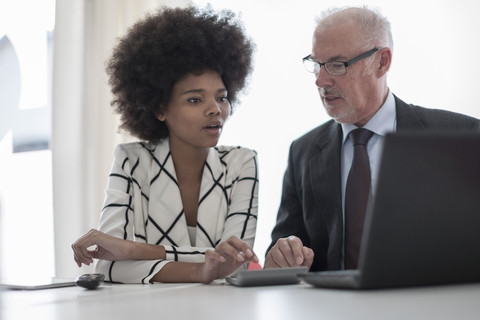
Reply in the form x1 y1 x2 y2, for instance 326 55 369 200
315 6 394 51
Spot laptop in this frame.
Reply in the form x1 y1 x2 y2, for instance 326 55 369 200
299 132 480 289
0 277 76 290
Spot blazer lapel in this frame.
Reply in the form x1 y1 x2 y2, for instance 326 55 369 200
196 148 227 248
148 144 226 248
309 122 344 268
147 140 189 246
305 96 426 269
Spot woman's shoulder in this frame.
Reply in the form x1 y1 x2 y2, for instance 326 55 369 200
211 145 258 177
212 145 257 168
113 141 167 163
214 145 257 158
114 141 152 155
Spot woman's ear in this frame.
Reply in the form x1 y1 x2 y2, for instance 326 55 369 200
156 105 167 121
157 113 166 121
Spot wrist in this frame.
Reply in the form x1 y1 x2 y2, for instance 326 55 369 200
128 241 166 260
195 262 210 283
151 262 205 283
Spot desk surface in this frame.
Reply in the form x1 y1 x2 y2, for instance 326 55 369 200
2 280 480 320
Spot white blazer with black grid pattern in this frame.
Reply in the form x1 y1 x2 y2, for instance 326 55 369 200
95 139 259 284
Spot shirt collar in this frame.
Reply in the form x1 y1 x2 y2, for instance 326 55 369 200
341 90 396 144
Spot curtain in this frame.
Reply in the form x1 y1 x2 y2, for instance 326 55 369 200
52 0 190 278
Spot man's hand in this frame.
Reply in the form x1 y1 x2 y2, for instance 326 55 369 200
264 236 314 269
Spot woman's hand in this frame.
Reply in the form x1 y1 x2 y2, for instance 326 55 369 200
199 236 259 284
71 229 136 267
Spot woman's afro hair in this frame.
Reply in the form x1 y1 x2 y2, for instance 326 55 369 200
106 5 255 143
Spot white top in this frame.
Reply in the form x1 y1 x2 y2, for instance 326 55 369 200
187 226 196 246
95 138 259 283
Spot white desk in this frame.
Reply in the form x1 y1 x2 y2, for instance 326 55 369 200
2 281 480 320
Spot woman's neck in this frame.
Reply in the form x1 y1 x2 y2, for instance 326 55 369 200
169 139 209 180
168 139 209 227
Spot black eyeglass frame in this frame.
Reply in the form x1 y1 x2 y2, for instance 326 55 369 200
302 47 380 75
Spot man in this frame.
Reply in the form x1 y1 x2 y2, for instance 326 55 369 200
264 6 480 271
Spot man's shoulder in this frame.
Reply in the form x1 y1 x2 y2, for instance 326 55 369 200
285 120 342 164
395 96 480 130
293 119 338 145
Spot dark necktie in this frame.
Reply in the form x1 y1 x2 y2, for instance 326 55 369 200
345 128 374 269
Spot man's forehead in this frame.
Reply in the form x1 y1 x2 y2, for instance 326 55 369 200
312 27 360 57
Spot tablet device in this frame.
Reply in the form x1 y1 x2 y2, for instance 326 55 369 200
226 267 308 287
0 277 76 290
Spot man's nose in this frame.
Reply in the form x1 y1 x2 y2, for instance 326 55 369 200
315 67 333 88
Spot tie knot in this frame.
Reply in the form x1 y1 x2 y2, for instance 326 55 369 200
350 128 373 146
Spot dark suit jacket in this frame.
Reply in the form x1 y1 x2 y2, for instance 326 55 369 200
268 95 480 271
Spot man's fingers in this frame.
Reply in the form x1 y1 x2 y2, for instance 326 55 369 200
268 245 289 267
287 236 306 265
275 238 297 266
265 236 312 269
277 236 305 266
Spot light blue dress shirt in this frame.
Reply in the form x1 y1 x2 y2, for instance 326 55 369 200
339 90 397 267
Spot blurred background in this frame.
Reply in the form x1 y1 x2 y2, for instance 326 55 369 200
1 0 478 280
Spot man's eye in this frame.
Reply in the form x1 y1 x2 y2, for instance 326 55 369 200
328 62 345 71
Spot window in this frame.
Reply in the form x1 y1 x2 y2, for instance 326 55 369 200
0 0 56 279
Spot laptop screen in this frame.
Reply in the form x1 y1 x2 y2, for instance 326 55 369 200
358 132 480 288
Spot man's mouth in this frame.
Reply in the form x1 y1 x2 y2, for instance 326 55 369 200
321 90 343 103
322 95 340 102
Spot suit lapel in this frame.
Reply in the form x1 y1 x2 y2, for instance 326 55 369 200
309 122 344 267
305 96 426 269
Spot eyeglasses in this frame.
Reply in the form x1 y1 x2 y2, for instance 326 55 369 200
302 47 380 76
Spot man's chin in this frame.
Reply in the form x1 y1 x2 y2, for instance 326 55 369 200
327 109 356 124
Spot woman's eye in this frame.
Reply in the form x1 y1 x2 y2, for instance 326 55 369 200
188 98 201 104
218 96 229 102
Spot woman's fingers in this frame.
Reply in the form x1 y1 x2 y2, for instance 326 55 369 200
215 236 258 263
71 229 103 267
205 249 226 263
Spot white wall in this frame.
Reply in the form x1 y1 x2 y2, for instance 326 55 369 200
195 0 480 263
52 0 191 278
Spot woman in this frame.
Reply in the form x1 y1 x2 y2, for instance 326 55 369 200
71 5 259 284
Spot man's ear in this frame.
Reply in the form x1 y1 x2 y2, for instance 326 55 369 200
377 47 392 77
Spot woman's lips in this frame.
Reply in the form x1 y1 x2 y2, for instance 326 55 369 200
203 121 223 135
